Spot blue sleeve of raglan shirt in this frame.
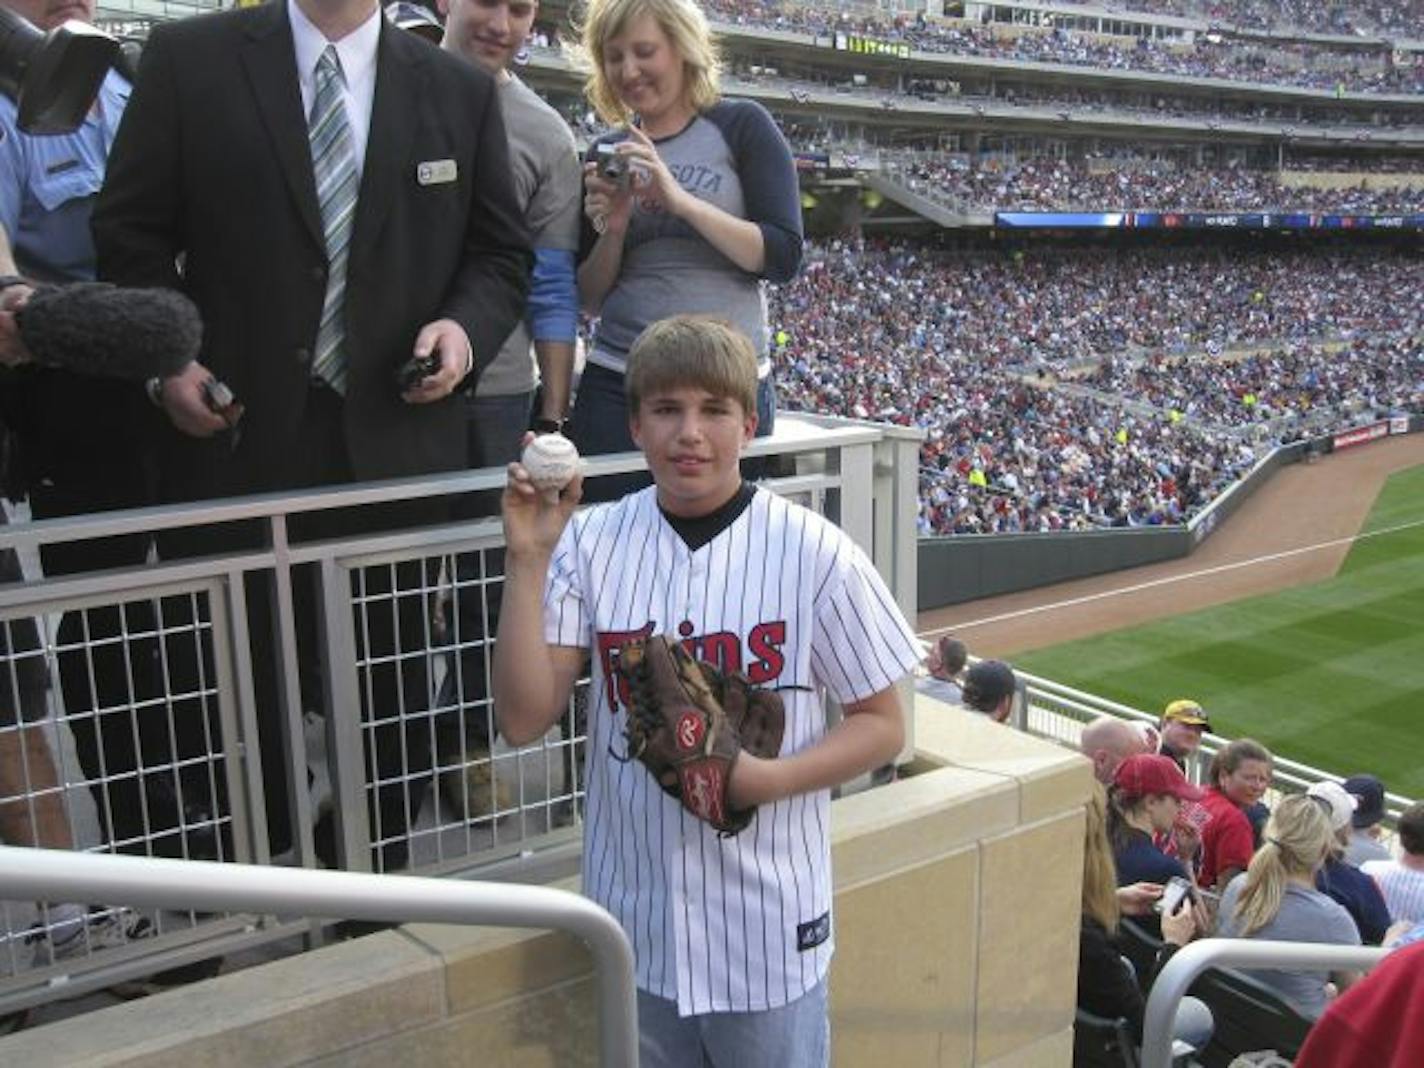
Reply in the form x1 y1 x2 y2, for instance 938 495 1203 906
529 248 578 343
706 100 804 284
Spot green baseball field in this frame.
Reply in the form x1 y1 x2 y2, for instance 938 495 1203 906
1013 464 1424 796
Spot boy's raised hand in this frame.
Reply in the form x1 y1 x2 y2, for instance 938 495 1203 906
503 432 583 558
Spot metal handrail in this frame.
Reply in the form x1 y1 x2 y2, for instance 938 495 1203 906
0 846 638 1067
0 413 904 555
1140 937 1391 1068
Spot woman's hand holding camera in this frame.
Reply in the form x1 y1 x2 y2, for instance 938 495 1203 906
584 148 635 237
612 126 691 217
584 125 693 235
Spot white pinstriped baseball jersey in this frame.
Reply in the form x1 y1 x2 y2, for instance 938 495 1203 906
1361 859 1424 923
544 485 922 1016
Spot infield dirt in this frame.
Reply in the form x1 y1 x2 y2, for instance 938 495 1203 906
916 434 1424 657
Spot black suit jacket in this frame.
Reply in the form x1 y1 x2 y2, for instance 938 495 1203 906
92 3 531 497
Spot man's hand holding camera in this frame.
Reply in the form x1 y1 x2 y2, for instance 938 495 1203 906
153 360 243 438
400 318 472 404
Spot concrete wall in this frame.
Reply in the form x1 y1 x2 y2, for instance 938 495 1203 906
919 525 1189 610
0 699 1092 1067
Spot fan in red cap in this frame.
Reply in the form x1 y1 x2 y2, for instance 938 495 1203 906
1115 754 1206 804
1110 754 1208 890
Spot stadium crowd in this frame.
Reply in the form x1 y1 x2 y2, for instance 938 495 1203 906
1060 0 1422 39
701 0 1424 94
1081 336 1424 431
773 239 1424 372
896 156 1424 214
770 239 1424 532
1197 0 1422 38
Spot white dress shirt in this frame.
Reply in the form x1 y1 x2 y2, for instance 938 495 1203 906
288 0 381 177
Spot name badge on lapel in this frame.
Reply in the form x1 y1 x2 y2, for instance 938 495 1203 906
416 159 458 186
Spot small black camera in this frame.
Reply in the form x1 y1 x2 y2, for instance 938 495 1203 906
394 353 440 391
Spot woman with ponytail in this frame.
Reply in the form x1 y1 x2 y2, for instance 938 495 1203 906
1216 794 1364 1017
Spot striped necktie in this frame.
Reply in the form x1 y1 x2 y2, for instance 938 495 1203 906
307 45 357 393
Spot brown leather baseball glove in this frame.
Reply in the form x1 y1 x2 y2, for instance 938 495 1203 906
616 635 785 835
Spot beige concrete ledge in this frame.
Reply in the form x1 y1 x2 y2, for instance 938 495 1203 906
0 930 443 1067
0 699 1092 1066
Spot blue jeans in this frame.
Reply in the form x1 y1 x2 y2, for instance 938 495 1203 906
637 979 829 1068
570 363 778 503
1173 995 1214 1051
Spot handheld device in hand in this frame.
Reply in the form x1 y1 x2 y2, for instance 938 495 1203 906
201 376 243 445
596 142 629 186
1159 875 1195 915
395 353 440 391
201 377 236 413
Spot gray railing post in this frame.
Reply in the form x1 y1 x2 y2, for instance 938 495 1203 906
836 441 876 552
1140 938 1390 1068
0 846 639 1067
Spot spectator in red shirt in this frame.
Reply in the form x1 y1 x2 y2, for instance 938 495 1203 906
1198 739 1274 892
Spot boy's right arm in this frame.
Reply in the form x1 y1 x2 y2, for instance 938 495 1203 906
493 453 588 746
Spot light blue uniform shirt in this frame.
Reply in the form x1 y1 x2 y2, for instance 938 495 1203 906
0 68 129 282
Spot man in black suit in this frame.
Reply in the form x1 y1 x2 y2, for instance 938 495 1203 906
93 0 531 870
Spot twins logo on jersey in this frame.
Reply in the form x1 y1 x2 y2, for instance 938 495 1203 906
596 620 789 712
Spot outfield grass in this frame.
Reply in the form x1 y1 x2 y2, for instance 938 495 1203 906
1013 463 1424 796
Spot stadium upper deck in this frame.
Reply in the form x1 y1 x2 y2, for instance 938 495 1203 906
531 0 1424 158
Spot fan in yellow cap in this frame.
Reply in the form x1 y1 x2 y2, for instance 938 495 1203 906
1159 699 1210 768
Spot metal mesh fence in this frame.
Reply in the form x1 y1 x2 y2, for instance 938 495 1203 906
1 588 241 998
0 422 914 1014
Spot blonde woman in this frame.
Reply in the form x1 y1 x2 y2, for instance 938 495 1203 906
1216 794 1363 1017
1077 785 1212 1060
571 0 802 495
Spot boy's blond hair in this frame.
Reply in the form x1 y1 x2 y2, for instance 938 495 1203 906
575 0 723 126
625 316 758 417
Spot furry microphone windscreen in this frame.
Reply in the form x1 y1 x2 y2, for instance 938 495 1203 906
17 283 202 381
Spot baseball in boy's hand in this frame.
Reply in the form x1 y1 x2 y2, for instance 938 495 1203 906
520 432 580 494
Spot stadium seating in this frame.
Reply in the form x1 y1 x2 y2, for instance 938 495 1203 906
1187 965 1315 1067
1074 1006 1142 1068
1118 916 1167 992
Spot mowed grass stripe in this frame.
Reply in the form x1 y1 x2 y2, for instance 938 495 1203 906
1014 462 1424 796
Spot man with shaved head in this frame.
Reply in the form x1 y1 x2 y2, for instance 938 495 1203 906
1081 716 1148 785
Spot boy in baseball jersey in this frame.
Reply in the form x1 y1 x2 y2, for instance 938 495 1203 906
494 315 922 1066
